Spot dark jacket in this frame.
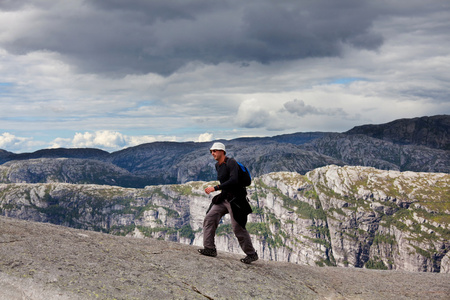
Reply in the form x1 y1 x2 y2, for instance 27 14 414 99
209 157 252 228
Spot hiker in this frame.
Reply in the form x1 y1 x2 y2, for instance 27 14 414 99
198 142 258 264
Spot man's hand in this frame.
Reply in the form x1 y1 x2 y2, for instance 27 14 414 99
205 186 216 194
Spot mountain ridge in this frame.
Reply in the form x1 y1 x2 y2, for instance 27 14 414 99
346 114 450 150
0 115 448 188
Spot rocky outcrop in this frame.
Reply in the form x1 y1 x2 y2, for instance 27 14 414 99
2 216 449 300
1 166 448 273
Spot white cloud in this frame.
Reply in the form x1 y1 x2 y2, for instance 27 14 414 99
197 133 213 143
0 133 26 150
0 132 44 152
59 131 176 151
72 131 126 149
127 135 157 147
236 98 273 128
49 137 72 149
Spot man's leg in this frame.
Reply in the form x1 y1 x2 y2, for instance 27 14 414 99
224 201 256 256
202 202 227 250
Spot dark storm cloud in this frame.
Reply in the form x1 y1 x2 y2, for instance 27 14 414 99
0 0 444 76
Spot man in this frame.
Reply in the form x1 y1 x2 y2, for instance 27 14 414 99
198 142 258 264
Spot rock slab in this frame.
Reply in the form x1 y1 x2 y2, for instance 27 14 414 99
1 216 449 300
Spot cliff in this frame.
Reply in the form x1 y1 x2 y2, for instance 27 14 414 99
1 165 448 273
1 216 449 300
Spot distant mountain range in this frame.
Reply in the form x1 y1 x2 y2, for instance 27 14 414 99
0 115 448 188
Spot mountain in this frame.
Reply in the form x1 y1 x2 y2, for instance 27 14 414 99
0 116 448 188
5 147 109 161
2 166 448 273
232 131 329 145
104 141 210 184
0 158 150 188
304 133 450 173
346 115 450 150
0 135 447 187
0 149 14 165
2 216 449 300
0 141 347 186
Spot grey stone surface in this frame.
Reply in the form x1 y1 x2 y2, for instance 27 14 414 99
1 216 449 300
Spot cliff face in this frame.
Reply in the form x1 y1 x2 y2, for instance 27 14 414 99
1 165 448 273
307 166 449 272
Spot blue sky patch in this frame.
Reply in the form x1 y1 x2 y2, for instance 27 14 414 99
330 78 366 85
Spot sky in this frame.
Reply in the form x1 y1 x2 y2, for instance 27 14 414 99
0 0 449 153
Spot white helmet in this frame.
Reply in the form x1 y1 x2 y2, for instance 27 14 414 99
210 142 226 154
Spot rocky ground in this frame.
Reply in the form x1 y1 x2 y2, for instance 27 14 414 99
1 216 449 300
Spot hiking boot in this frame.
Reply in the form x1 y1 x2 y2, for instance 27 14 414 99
240 252 258 264
198 248 217 257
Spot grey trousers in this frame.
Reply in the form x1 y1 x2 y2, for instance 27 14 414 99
202 200 256 255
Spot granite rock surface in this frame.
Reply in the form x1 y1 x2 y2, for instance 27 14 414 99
1 216 449 300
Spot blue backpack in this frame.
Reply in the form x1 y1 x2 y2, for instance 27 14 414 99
236 161 252 187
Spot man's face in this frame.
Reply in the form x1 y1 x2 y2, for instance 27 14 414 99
210 149 224 161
